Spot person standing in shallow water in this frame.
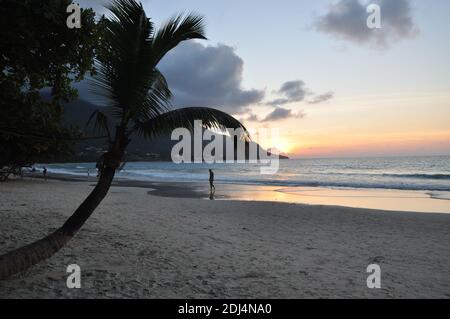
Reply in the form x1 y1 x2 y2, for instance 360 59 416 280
209 169 215 194
43 167 47 181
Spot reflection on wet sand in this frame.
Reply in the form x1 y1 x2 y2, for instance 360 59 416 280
214 184 450 214
131 181 450 214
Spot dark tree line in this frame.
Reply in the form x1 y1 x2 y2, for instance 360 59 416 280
0 0 103 176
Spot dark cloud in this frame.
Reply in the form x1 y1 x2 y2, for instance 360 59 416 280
307 91 334 104
262 107 305 122
279 80 308 101
245 113 260 122
315 0 418 48
72 41 265 115
267 80 307 106
267 80 333 106
159 42 265 114
73 3 266 115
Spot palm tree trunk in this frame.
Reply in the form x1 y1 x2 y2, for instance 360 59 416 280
0 127 129 280
61 166 116 235
0 166 116 280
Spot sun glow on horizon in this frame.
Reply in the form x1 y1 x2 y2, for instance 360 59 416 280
243 89 450 158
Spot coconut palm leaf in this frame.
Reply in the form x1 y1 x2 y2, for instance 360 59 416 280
93 0 207 126
133 107 249 140
150 13 207 66
93 0 158 116
86 109 111 141
130 68 172 123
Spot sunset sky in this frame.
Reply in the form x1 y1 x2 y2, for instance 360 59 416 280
79 0 450 158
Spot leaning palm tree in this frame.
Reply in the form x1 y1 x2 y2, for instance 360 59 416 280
0 0 247 279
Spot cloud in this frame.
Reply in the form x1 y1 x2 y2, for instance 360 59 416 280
74 41 264 115
245 113 260 122
315 0 418 48
267 80 307 106
267 80 333 106
278 80 308 101
307 91 334 104
261 107 305 122
159 42 265 114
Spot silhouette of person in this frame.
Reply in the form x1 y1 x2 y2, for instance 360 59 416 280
43 167 47 181
96 159 102 178
209 169 215 194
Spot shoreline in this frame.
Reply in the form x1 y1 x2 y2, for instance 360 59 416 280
21 171 450 214
1 178 450 298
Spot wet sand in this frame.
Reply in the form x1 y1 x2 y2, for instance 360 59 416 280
139 182 450 214
22 171 450 213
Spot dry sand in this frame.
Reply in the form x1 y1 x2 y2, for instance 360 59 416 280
1 178 450 298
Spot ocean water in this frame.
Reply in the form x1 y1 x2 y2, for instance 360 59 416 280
43 156 450 192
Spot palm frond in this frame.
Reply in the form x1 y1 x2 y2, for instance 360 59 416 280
93 0 162 117
86 109 111 140
150 13 207 66
132 107 249 140
131 68 172 123
91 0 212 142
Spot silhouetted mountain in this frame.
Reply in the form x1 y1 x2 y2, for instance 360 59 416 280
59 97 288 162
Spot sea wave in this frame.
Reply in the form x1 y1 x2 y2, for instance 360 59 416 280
211 178 450 192
43 158 450 193
121 172 450 192
300 171 450 180
382 173 450 180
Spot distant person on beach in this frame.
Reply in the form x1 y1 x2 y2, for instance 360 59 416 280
209 169 215 194
43 167 47 181
96 160 102 178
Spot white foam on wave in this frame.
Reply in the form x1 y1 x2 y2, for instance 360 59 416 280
45 157 450 192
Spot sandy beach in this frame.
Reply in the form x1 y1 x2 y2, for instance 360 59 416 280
1 178 449 298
